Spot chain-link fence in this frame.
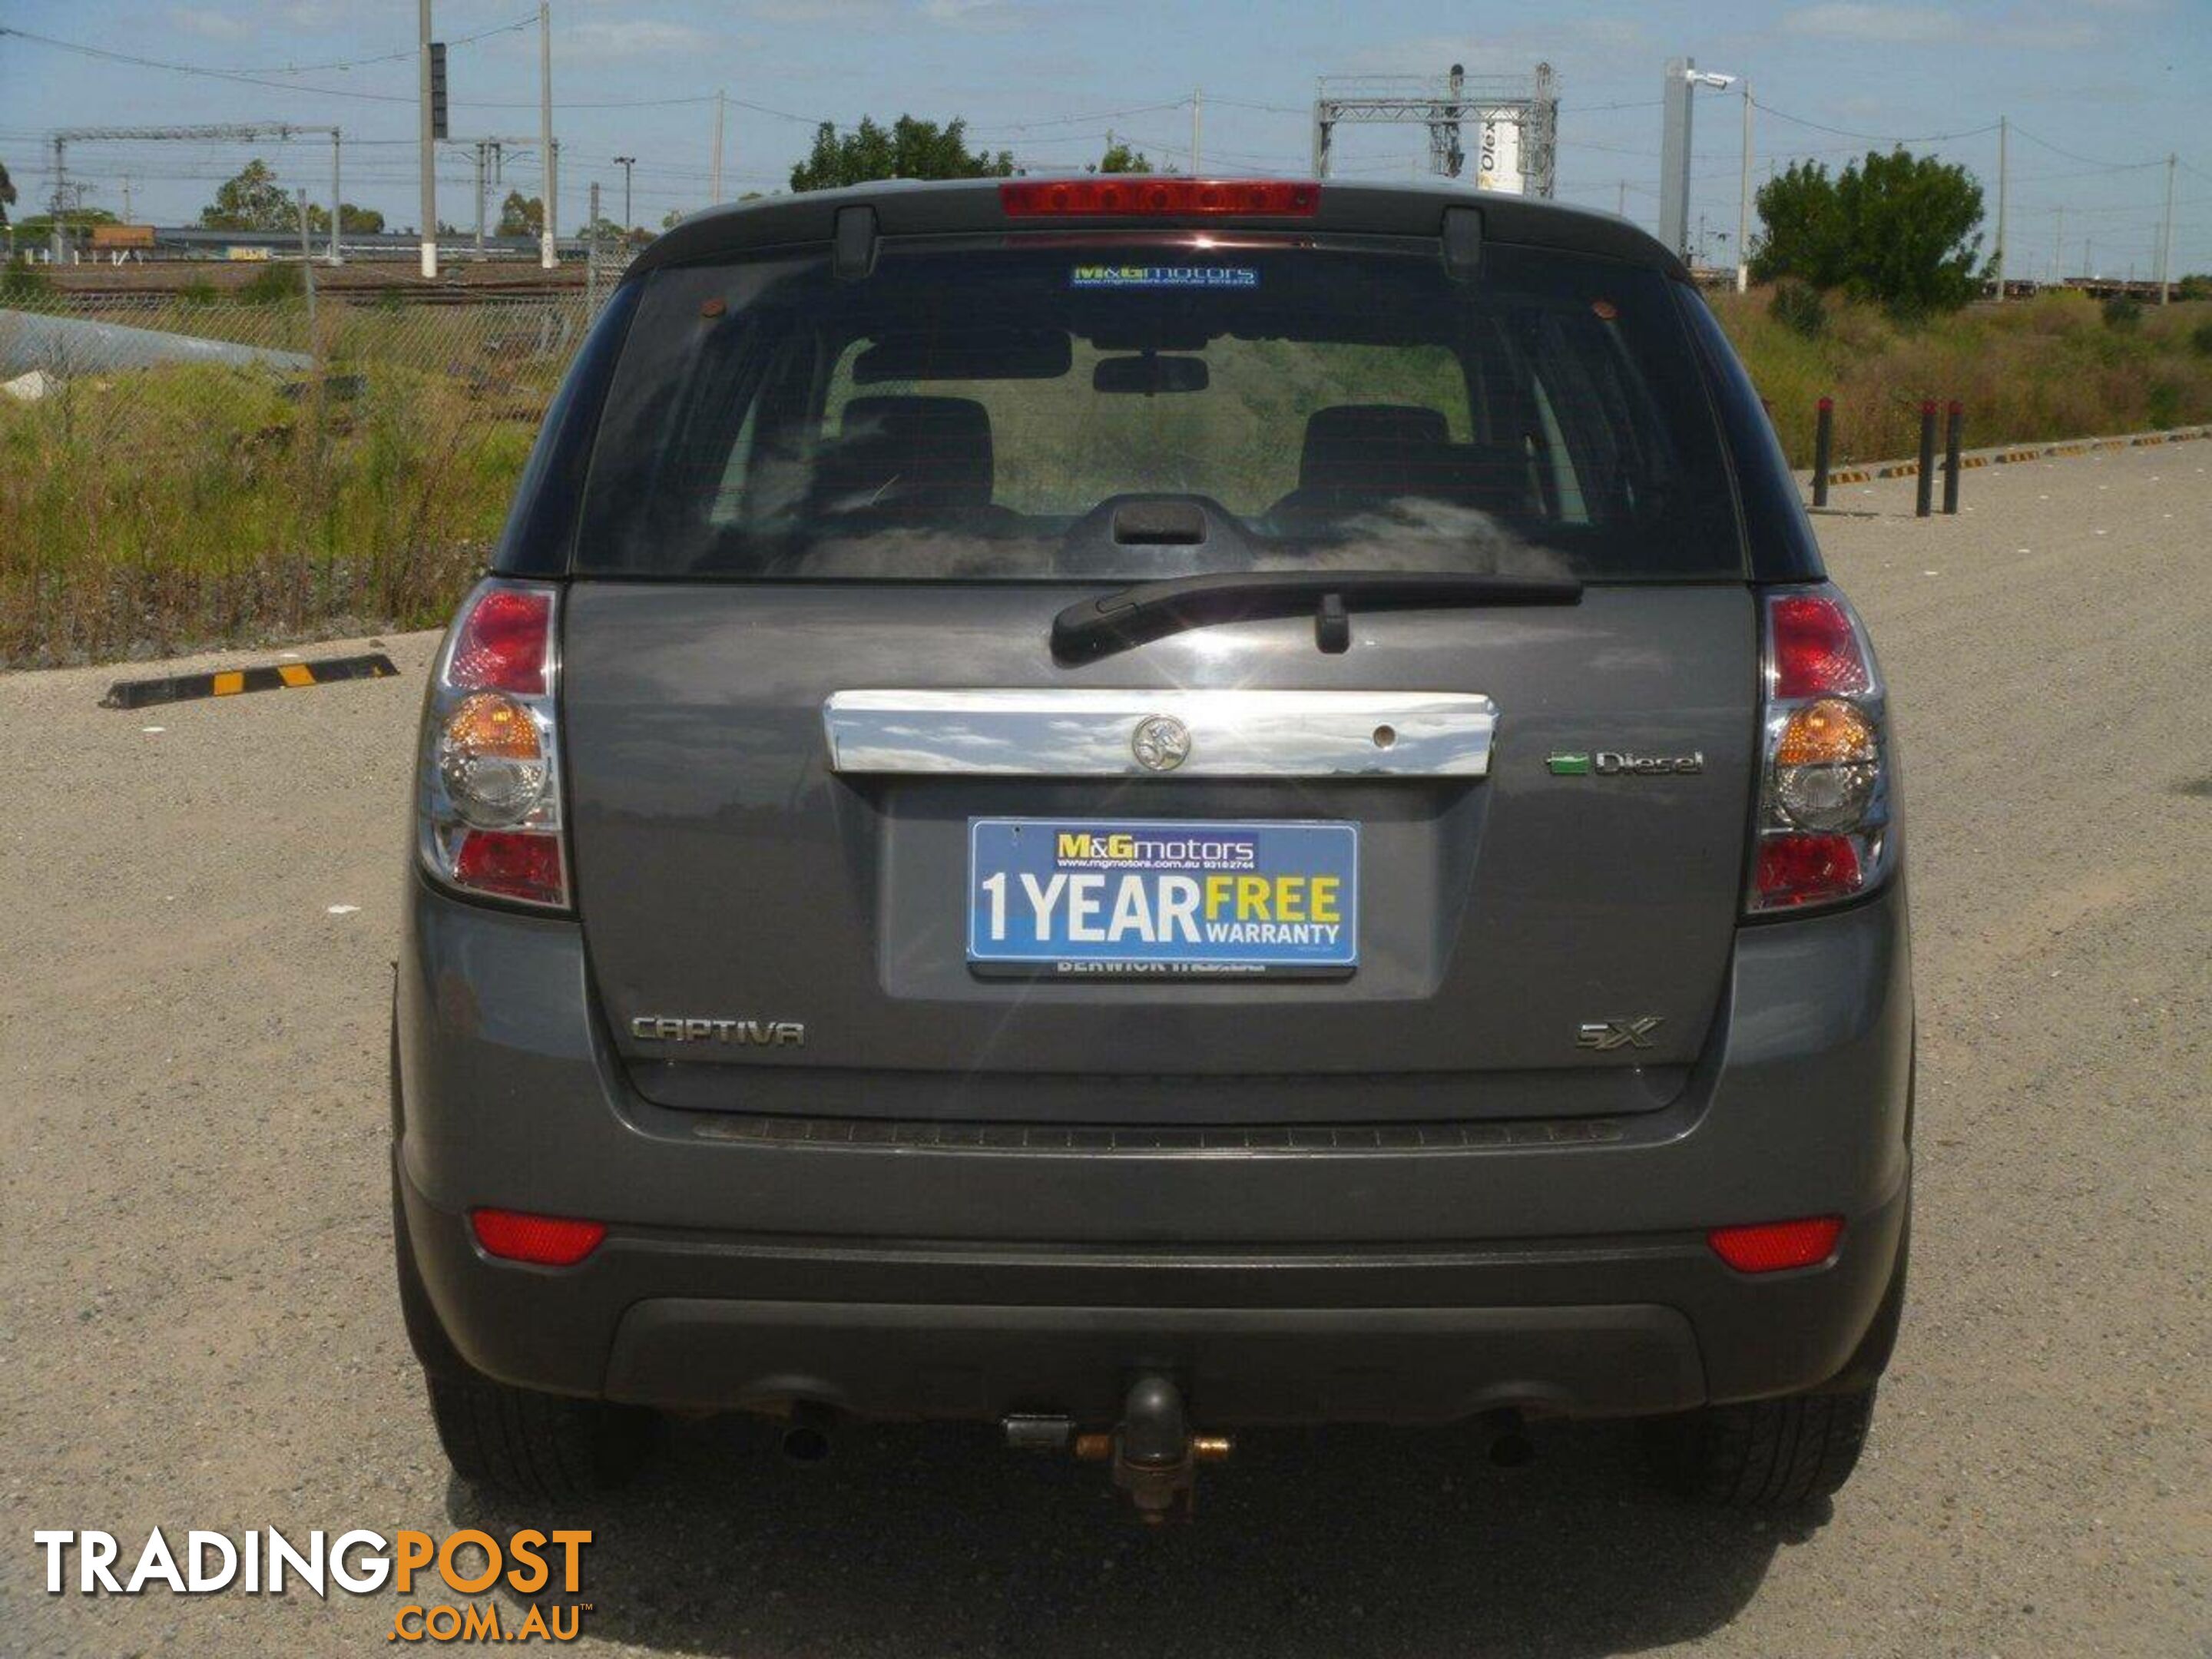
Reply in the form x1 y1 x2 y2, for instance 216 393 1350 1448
0 258 627 667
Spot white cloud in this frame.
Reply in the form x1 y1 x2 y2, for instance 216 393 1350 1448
919 0 1016 25
171 6 250 38
1783 4 1968 42
564 18 711 57
747 0 893 19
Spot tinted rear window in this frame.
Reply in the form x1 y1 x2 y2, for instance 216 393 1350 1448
577 237 1742 581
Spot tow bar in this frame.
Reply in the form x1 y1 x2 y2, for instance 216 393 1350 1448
1027 1376 1230 1523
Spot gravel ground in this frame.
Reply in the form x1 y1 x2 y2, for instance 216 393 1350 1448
2 445 2207 1657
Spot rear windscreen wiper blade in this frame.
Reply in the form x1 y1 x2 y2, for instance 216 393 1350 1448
1051 570 1584 662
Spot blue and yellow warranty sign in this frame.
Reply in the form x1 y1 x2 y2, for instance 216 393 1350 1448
968 817 1356 977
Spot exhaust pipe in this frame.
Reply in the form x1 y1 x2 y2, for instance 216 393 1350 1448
1481 1409 1535 1469
780 1403 835 1464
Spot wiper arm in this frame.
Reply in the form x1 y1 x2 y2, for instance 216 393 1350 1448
1051 570 1584 663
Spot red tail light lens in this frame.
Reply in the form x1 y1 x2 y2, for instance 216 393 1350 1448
1709 1216 1844 1273
452 829 566 906
1754 833 1863 908
1749 585 1894 916
999 177 1320 218
1768 592 1869 699
472 1208 606 1267
419 581 570 910
449 587 551 697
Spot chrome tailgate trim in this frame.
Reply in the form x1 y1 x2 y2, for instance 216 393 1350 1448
823 689 1496 777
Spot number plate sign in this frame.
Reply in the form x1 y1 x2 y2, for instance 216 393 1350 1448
968 818 1357 978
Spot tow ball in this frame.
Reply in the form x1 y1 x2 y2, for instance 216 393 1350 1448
1072 1376 1231 1524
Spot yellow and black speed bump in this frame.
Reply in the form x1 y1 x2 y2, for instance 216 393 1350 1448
101 652 401 710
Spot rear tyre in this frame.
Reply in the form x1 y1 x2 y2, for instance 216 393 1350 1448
1647 1386 1877 1509
393 1164 659 1502
424 1371 660 1502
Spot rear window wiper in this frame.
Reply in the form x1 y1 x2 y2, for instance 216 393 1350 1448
1051 570 1584 662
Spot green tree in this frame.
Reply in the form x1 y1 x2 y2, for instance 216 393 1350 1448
1094 139 1154 175
303 202 387 235
15 207 119 237
1752 147 1985 316
788 115 1014 193
0 161 15 227
497 191 544 237
199 159 296 232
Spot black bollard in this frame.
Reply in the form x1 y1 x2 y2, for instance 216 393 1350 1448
1942 400 1964 515
1813 396 1834 508
1915 400 1937 518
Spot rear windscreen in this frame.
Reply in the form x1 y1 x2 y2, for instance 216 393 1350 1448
577 237 1743 581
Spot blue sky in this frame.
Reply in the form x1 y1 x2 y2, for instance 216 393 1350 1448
2 0 2207 275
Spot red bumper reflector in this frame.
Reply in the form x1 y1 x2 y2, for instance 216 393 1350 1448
472 1209 607 1267
999 177 1320 217
1709 1216 1844 1273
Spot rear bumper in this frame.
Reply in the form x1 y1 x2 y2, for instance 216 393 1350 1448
395 873 1913 1424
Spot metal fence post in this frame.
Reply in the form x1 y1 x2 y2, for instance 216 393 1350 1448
1942 400 1964 515
585 180 601 316
1915 400 1936 518
297 187 317 351
1812 396 1833 508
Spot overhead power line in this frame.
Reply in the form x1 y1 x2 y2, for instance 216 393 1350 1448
2011 124 2171 172
0 19 535 101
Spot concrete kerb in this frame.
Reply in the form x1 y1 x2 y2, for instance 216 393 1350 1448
1805 423 2212 488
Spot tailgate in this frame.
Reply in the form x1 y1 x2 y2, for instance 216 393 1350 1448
561 580 1755 1123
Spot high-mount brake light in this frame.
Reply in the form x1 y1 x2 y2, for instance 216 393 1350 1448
999 177 1320 218
1749 584 1896 915
418 580 571 911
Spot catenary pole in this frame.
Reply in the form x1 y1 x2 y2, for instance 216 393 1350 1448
418 0 436 278
329 128 343 263
1735 82 1752 293
1993 116 2007 300
538 0 555 270
712 88 726 203
1190 88 1201 174
2159 152 2177 304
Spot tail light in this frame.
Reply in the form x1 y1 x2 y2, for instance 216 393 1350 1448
999 177 1320 217
417 579 569 910
1748 584 1896 913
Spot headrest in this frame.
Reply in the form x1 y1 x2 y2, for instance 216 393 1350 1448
816 395 995 518
1298 404 1453 492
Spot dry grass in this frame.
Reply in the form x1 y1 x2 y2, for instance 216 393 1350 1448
0 296 567 667
1712 287 2212 468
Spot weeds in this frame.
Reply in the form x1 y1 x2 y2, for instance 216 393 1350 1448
0 294 564 666
1709 288 2212 469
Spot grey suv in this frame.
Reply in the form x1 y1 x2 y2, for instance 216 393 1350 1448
392 177 1911 1517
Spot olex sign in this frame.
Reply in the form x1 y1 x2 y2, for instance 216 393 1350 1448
1477 117 1523 194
